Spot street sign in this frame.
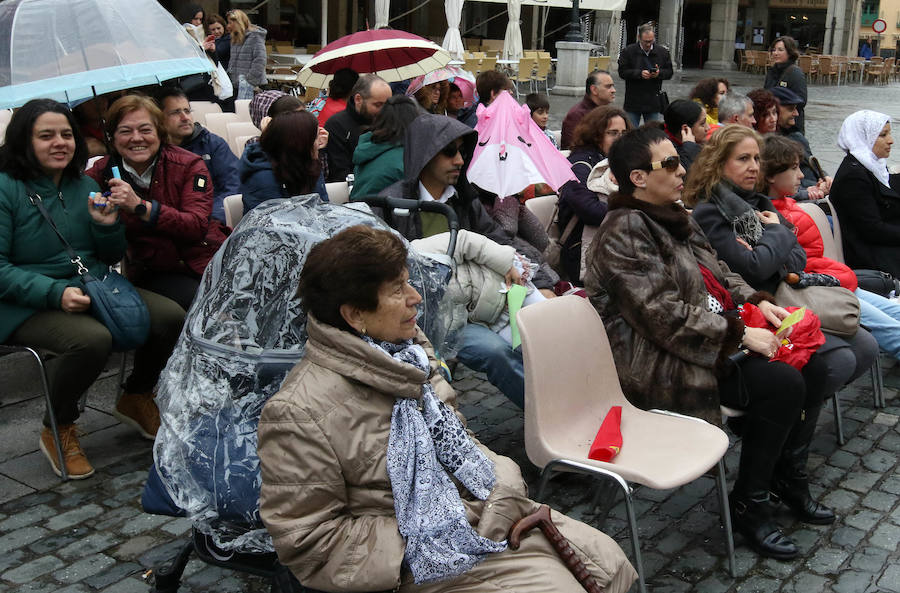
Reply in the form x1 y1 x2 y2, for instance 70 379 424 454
873 19 887 34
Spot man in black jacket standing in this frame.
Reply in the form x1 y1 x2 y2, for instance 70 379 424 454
617 23 673 127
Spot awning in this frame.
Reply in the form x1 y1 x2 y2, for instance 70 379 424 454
466 0 626 10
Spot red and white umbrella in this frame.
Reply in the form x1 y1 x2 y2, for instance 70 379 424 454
297 30 451 89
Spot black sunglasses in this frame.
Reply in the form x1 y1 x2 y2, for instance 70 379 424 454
643 155 680 172
439 143 463 158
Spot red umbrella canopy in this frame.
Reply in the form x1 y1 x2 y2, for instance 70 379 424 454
298 29 451 89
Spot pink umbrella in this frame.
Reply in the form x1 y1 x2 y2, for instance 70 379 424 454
467 91 577 197
406 66 476 106
297 30 451 88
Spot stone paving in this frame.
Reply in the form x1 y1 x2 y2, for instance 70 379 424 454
2 72 900 592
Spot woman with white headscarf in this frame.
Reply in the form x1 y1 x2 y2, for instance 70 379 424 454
830 110 900 277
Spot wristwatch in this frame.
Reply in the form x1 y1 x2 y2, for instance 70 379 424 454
134 200 148 216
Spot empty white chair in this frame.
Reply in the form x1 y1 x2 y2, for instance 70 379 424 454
524 194 558 232
232 135 256 158
204 112 240 143
189 101 222 127
225 121 261 157
325 181 349 205
234 99 252 122
222 194 244 228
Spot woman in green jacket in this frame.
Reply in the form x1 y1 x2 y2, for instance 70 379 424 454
350 95 421 200
0 99 185 480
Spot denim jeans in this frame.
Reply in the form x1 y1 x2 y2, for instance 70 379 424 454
856 288 900 358
456 323 525 408
625 111 662 128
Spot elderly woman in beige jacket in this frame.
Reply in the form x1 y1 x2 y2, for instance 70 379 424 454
257 225 636 593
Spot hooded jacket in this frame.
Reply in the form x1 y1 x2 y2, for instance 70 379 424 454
257 315 637 592
239 141 327 213
227 26 267 88
180 123 241 224
350 130 404 200
378 115 503 244
324 99 368 183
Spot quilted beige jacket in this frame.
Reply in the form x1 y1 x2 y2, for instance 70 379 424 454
258 315 636 593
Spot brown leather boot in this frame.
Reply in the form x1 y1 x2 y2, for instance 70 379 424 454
39 424 94 479
114 392 160 440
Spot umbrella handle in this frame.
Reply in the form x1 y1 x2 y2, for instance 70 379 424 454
351 194 459 257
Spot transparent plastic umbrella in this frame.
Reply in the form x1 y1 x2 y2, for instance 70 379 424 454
0 0 213 109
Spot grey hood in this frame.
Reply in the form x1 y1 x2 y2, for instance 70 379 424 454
402 114 478 183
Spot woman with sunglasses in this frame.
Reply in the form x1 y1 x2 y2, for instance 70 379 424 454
557 105 631 283
587 126 832 561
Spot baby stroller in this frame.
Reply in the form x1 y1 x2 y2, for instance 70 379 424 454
143 195 461 592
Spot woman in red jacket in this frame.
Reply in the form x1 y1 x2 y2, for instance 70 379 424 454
763 134 900 360
87 95 227 310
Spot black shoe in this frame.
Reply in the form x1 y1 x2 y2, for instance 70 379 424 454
730 492 799 560
771 477 836 525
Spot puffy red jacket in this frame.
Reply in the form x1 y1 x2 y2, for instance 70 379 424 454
87 145 227 279
770 197 858 291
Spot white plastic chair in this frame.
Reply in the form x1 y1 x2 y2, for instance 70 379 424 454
796 199 884 413
234 99 252 122
189 101 222 127
222 194 243 228
232 135 255 158
225 122 261 157
524 194 558 232
325 181 349 205
204 112 240 144
516 296 736 593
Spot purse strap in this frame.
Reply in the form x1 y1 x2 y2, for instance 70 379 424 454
25 187 91 278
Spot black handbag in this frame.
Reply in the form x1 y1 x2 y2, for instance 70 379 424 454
657 90 670 113
854 269 900 298
28 191 150 351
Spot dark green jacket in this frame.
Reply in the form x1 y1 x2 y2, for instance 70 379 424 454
350 131 404 200
0 172 126 342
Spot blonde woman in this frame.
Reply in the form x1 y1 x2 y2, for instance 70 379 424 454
225 9 267 99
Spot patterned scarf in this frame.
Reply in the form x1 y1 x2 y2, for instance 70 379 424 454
363 336 507 584
709 181 764 246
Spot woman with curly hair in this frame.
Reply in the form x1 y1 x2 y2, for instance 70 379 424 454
747 88 779 134
689 77 729 126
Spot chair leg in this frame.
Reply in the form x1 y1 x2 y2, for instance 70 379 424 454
832 393 845 446
24 347 69 481
873 354 884 408
621 486 647 593
715 459 737 578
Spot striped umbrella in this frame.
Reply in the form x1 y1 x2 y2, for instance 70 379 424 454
298 29 451 89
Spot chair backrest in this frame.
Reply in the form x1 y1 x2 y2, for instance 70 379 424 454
797 55 813 74
525 194 558 231
796 201 841 262
205 112 241 142
535 57 552 78
223 194 243 228
513 58 536 81
472 51 486 59
517 295 631 469
226 121 261 156
480 57 497 72
233 135 256 158
325 181 350 204
234 99 252 122
523 50 538 58
189 101 223 127
595 56 610 71
463 58 481 76
823 196 845 262
0 109 12 126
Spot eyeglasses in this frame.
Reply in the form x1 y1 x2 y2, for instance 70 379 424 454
439 143 462 158
643 155 681 172
604 129 624 138
166 108 192 117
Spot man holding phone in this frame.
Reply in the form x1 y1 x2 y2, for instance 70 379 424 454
617 23 673 127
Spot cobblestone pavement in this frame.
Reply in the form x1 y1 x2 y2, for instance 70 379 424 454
2 73 900 592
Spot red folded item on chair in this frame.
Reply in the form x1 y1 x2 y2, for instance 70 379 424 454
588 406 623 462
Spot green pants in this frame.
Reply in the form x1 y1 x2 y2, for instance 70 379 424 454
7 288 185 426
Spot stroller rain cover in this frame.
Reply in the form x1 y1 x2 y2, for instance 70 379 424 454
150 195 459 552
